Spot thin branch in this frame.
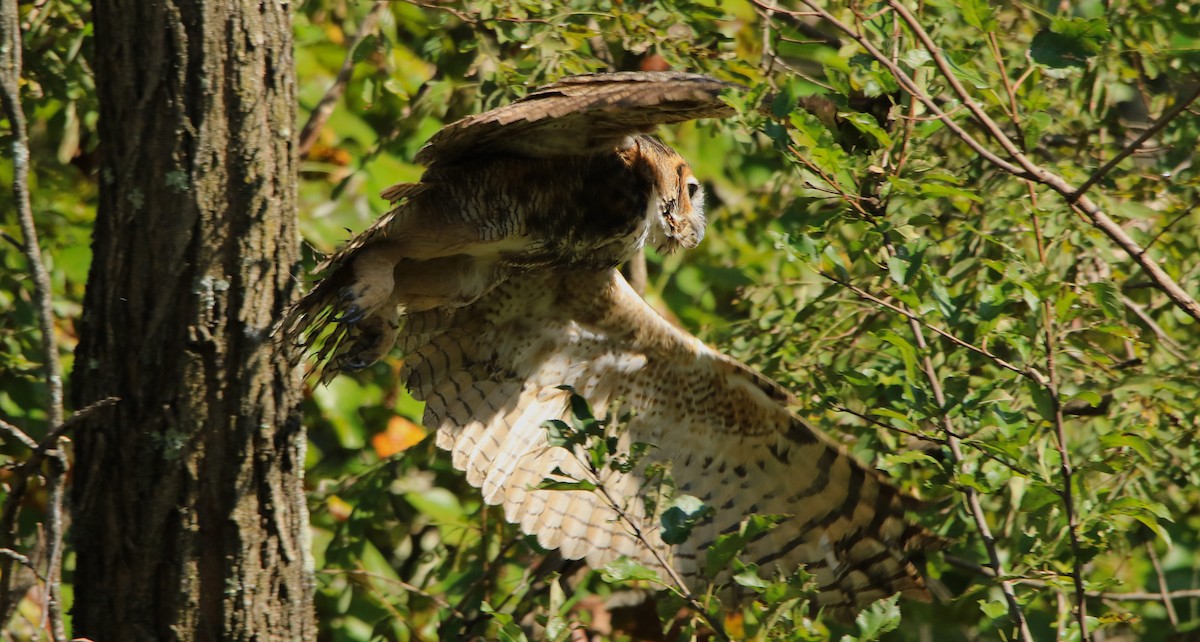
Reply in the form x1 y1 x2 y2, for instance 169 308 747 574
42 453 66 642
1042 298 1090 640
0 418 39 450
1013 93 1089 639
557 421 730 641
296 1 389 158
0 397 117 635
948 554 1200 602
1146 541 1180 628
1071 85 1200 199
769 1 1032 178
1095 589 1200 603
822 273 1035 380
0 3 67 638
1119 293 1187 360
589 474 730 640
0 0 61 432
317 568 469 620
0 229 24 250
0 549 40 580
1143 200 1199 253
904 306 1036 642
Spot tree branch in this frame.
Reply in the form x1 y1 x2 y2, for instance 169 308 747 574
0 0 61 431
785 0 1200 324
0 2 67 638
297 1 389 158
0 397 116 637
1071 85 1200 199
880 0 1200 325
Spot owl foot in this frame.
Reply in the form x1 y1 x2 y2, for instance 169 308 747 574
331 307 401 374
332 302 365 325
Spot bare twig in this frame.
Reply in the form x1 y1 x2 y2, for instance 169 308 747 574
0 418 39 450
1146 541 1180 628
949 554 1200 602
0 549 40 580
42 453 66 642
0 229 24 250
297 1 389 158
1040 298 1089 640
1005 79 1090 639
589 476 730 640
1143 200 1199 253
317 568 470 620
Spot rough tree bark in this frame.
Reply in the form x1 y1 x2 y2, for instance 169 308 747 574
70 1 314 640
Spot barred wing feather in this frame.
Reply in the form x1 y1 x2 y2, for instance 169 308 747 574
402 268 941 612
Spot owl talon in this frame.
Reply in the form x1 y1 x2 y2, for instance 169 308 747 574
334 305 364 324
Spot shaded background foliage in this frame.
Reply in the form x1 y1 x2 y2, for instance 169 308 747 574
2 0 1199 640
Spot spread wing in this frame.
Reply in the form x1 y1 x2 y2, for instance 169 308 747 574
413 72 735 167
402 268 943 613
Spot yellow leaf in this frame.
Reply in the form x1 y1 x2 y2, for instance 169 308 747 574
371 416 427 458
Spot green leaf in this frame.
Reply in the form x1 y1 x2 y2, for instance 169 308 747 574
1031 18 1108 68
855 594 902 639
880 450 940 468
404 487 465 524
544 419 576 447
480 602 530 642
567 390 595 422
536 478 596 492
960 0 997 32
1024 379 1055 421
601 557 661 584
839 111 893 146
661 495 713 545
1088 281 1123 319
979 598 1009 619
1099 432 1153 462
732 561 770 590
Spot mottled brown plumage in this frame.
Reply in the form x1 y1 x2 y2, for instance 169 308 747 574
279 72 943 613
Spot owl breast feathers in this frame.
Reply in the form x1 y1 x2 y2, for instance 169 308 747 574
279 72 945 614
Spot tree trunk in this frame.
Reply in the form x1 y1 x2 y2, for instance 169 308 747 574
71 1 314 640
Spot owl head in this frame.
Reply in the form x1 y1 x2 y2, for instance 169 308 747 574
635 136 707 254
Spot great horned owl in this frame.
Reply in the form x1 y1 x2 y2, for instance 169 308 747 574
280 72 942 613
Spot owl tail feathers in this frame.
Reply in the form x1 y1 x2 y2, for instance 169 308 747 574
275 266 399 385
809 526 951 623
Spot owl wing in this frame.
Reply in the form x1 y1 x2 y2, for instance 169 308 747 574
412 72 735 167
403 267 943 613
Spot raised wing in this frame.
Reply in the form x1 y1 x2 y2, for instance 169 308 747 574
413 72 735 166
402 268 942 613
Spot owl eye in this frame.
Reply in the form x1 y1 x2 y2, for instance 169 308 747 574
686 178 700 199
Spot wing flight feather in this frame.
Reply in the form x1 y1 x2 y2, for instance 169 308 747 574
402 267 942 612
413 72 735 166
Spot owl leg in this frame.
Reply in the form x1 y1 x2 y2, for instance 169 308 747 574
389 256 502 311
338 244 399 323
332 304 401 374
